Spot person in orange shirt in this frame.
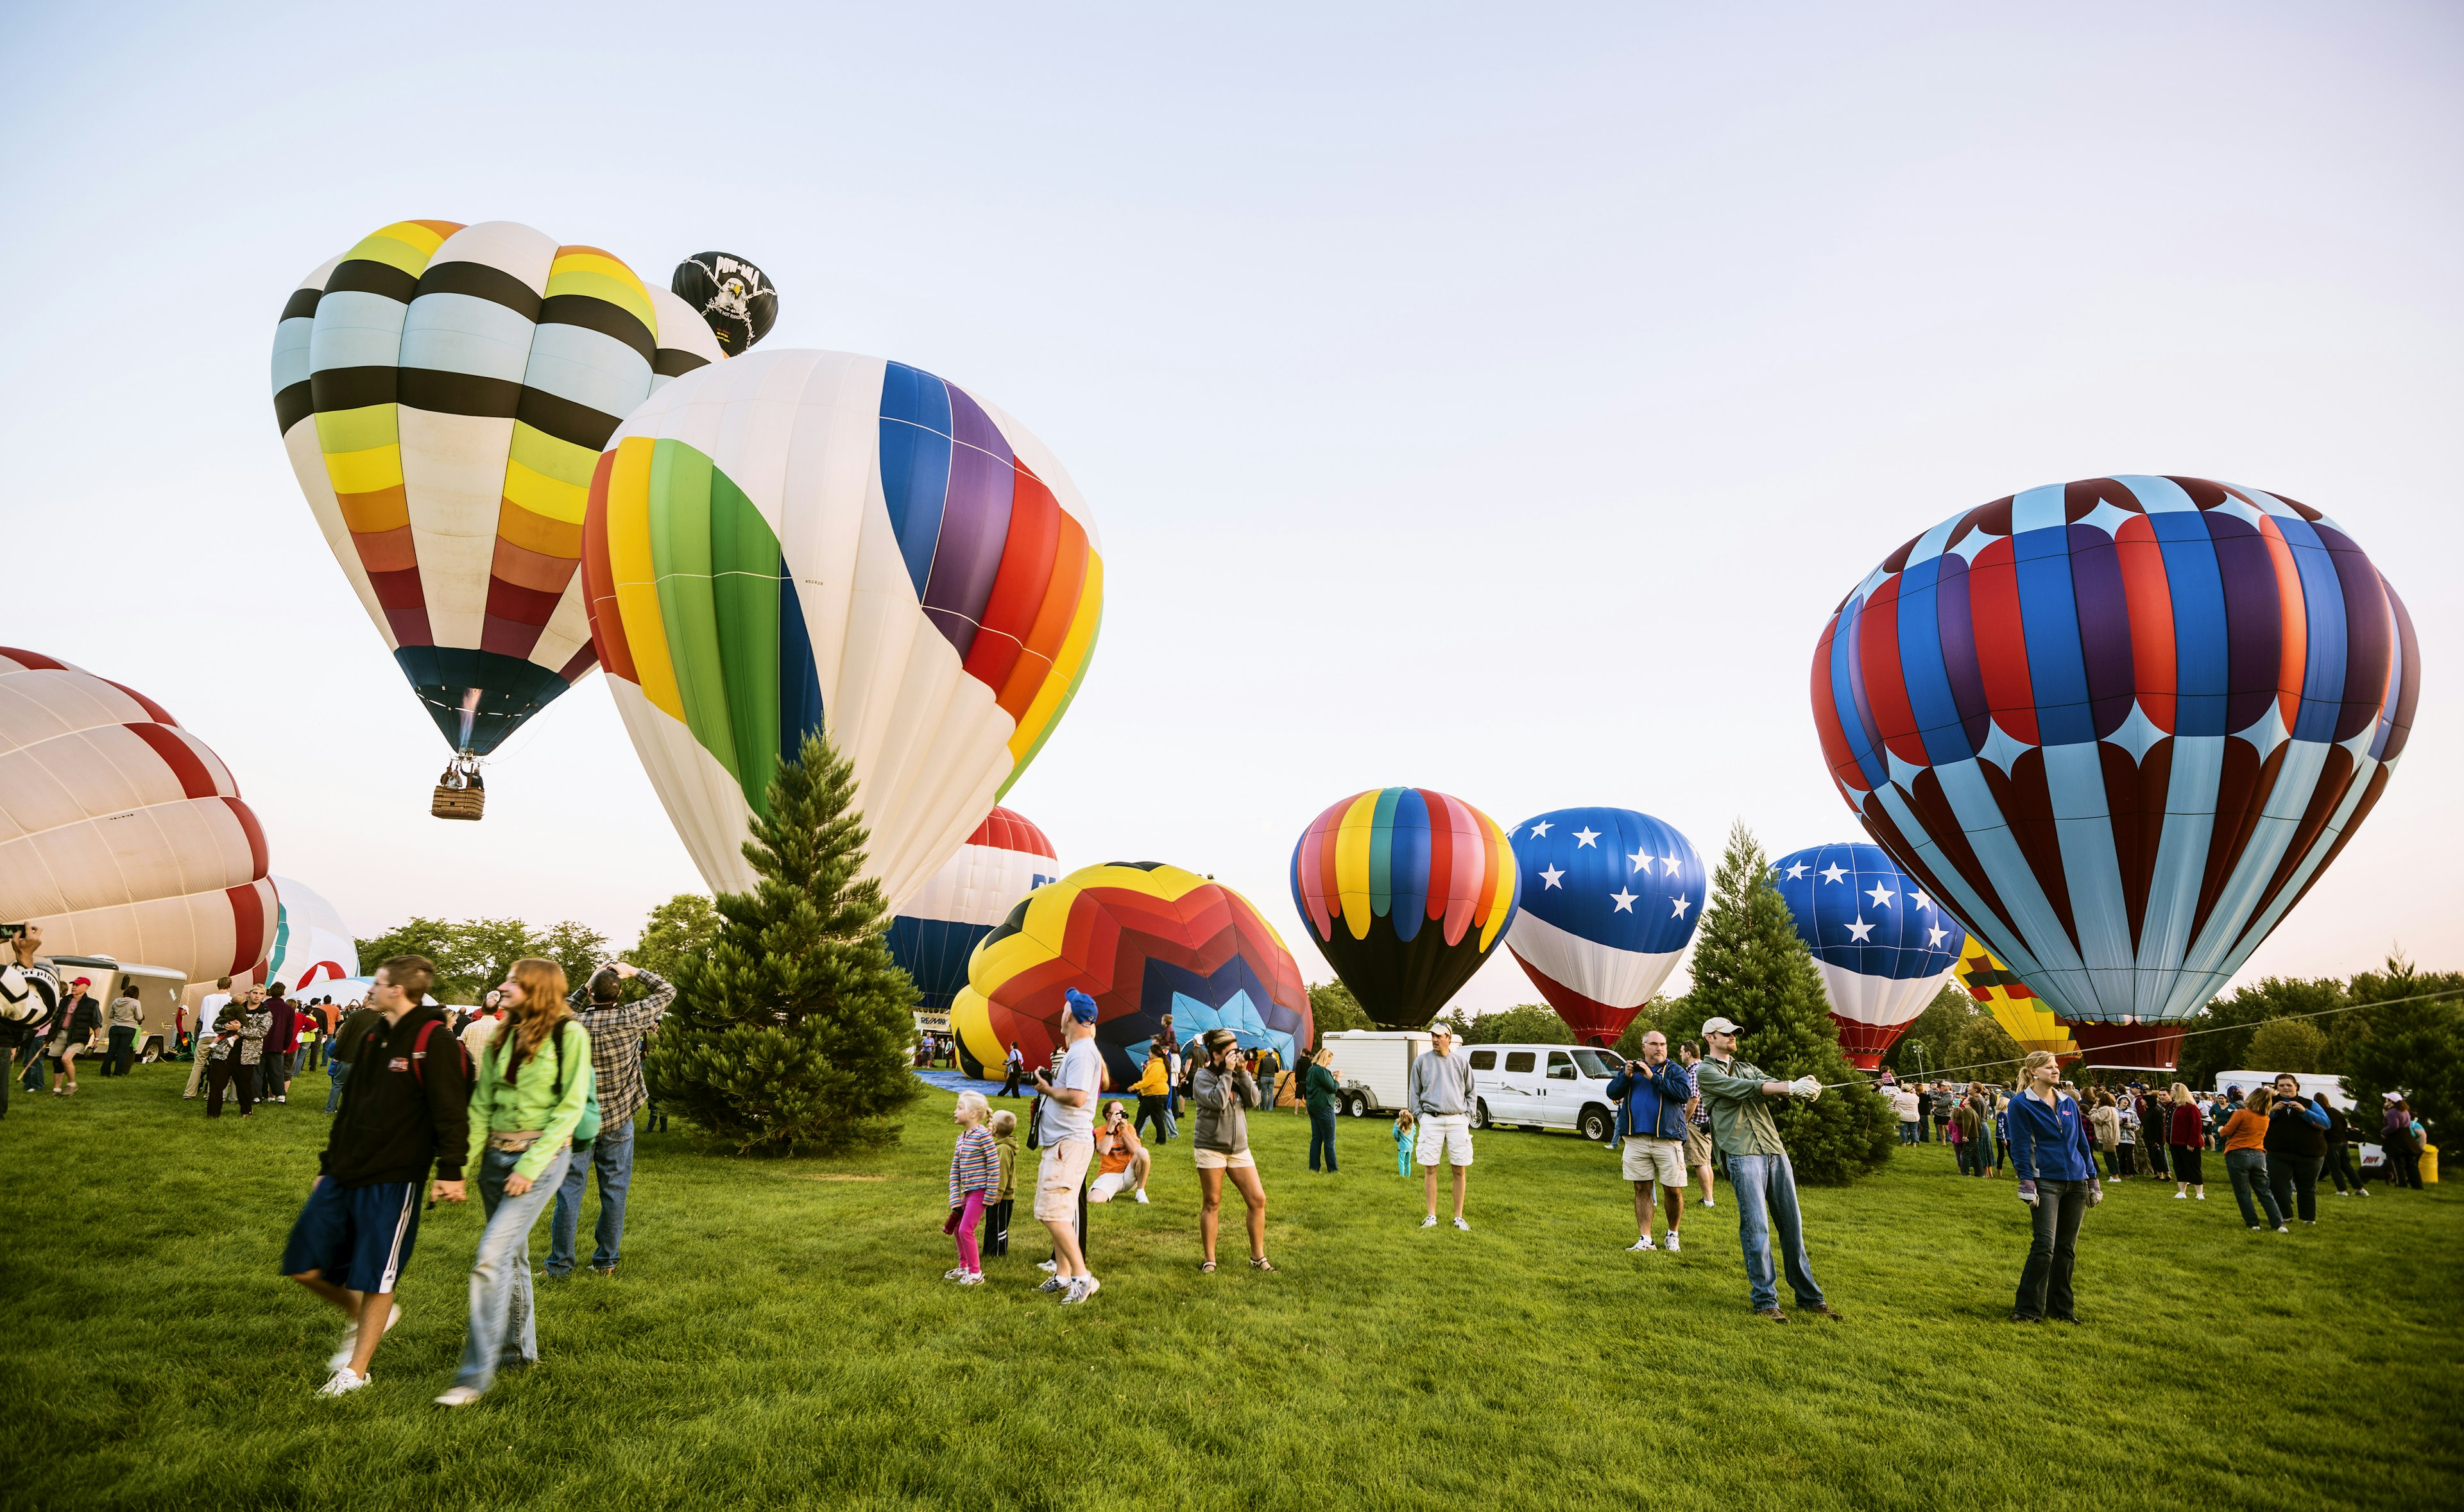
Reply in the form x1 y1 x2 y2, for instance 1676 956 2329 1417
2220 1089 2287 1232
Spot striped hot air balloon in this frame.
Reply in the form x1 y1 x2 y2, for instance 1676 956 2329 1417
1289 787 1521 1030
581 349 1103 912
950 863 1310 1087
271 219 724 772
1771 842 1965 1069
887 807 1059 1012
1813 475 2420 1069
0 648 276 982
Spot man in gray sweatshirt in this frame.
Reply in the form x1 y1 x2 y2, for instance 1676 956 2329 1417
1409 1027 1476 1230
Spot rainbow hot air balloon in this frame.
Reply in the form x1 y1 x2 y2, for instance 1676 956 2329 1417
1813 476 2420 1069
887 807 1059 1012
270 219 725 796
1289 787 1520 1030
1953 935 2076 1062
950 863 1310 1087
582 350 1103 912
0 648 276 981
1504 807 1704 1047
1772 843 1965 1069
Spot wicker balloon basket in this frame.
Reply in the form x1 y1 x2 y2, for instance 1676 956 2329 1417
431 755 485 821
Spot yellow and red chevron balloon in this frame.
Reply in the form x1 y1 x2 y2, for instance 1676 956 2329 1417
270 220 725 758
1953 935 2077 1062
950 863 1309 1089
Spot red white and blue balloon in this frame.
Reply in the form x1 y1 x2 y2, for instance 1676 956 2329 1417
886 807 1059 1012
1772 842 1965 1068
1504 808 1704 1046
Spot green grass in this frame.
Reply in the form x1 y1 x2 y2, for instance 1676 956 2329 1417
4 1065 2458 1511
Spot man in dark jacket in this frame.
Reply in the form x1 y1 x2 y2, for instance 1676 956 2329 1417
1607 1030 1694 1253
280 956 469 1397
2 924 61 1114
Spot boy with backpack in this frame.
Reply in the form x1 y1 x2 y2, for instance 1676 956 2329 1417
280 956 470 1397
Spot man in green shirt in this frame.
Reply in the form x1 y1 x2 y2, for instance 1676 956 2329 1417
1691 1016 1842 1323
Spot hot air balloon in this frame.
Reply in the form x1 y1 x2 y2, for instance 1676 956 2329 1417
270 219 726 809
1289 787 1520 1030
949 862 1311 1087
1503 807 1704 1046
261 876 360 990
1813 476 2420 1070
887 807 1059 1011
581 349 1104 912
1953 936 2076 1061
671 253 778 355
1771 843 1965 1068
0 648 276 982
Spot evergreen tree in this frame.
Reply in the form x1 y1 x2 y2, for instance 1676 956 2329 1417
645 731 922 1155
1687 822 1894 1184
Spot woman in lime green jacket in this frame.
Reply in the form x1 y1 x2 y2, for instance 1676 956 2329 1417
434 958 593 1407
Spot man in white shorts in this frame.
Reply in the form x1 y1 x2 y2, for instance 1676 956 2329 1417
1029 990 1104 1304
1410 1026 1476 1230
1607 1030 1693 1252
1088 1101 1151 1203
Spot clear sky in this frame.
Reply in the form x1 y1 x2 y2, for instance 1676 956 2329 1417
4 2 2456 1012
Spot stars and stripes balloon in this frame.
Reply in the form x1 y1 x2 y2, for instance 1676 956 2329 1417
949 862 1311 1087
1813 476 2419 1069
1771 842 1965 1069
581 350 1104 912
0 648 276 982
1289 787 1520 1030
271 219 724 767
1503 807 1704 1046
887 807 1059 1012
1953 935 2076 1062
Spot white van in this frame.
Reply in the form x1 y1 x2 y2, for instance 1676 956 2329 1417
1465 1042 1624 1142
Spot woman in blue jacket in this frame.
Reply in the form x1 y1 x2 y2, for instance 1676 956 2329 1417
2003 1050 2102 1324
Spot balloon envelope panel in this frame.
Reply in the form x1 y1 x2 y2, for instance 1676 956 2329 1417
581 350 1102 912
1503 807 1704 1046
1289 787 1519 1030
1952 935 2076 1060
0 648 275 981
1772 842 1964 1068
1812 476 2419 1026
950 863 1310 1088
262 875 361 990
888 806 1059 1010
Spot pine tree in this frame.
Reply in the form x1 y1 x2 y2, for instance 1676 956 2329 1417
1687 821 1894 1184
645 731 923 1155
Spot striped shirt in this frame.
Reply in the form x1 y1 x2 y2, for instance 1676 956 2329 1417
948 1125 998 1206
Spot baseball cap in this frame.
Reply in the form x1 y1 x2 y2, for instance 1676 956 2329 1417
1700 1016 1741 1036
1063 989 1099 1024
71 976 91 987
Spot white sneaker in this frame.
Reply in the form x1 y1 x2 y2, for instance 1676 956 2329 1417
955 1271 985 1286
1453 1216 1470 1232
2173 1191 2187 1200
1058 1276 1100 1305
1133 1189 1149 1204
316 1368 370 1397
432 1386 483 1408
1625 1237 1657 1252
1036 1259 1057 1273
1665 1231 1681 1252
943 1267 970 1281
2356 1188 2370 1198
1701 1195 1714 1207
2196 1192 2205 1200
329 1302 402 1370
1420 1215 1438 1228
2275 1225 2291 1234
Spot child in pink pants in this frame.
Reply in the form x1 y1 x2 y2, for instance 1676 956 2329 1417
945 1092 998 1284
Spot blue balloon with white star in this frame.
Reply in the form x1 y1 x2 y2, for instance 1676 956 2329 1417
1503 807 1705 1045
1770 841 1966 1066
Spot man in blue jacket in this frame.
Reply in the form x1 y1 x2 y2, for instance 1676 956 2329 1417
1607 1030 1693 1253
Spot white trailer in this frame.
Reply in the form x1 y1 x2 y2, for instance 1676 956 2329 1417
1321 1030 1432 1118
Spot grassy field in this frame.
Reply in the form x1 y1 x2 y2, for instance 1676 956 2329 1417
3 1065 2457 1512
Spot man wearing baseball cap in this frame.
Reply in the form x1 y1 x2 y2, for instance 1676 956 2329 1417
1692 1016 1841 1322
1029 989 1106 1304
1410 1025 1477 1229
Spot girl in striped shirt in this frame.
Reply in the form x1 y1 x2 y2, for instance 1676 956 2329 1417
945 1092 998 1285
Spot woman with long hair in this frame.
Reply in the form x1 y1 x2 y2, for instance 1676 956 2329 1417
2220 1087 2286 1232
2088 1089 2122 1180
2167 1083 2207 1201
436 958 593 1407
2003 1050 2101 1324
1190 1028 1272 1274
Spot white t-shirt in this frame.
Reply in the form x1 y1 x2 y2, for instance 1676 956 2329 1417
1892 1089 1921 1122
1044 1036 1104 1144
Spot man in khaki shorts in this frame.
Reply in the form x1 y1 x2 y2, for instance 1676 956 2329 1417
1029 990 1105 1304
1607 1030 1693 1252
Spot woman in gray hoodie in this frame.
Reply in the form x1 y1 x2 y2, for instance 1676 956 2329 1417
1190 1029 1273 1273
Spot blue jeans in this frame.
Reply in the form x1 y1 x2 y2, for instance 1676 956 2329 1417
325 1061 348 1114
1727 1153 1824 1312
2225 1150 2283 1229
1899 1122 1918 1144
548 1125 635 1276
458 1143 570 1392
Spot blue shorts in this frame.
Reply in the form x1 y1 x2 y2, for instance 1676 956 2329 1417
280 1177 422 1295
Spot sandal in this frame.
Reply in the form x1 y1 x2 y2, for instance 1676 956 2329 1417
1199 1261 1217 1273
1249 1257 1278 1272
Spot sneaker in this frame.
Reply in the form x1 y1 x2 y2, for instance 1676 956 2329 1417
1420 1215 1438 1228
2275 1225 2291 1233
316 1368 370 1397
955 1272 985 1286
1625 1237 1657 1252
943 1267 970 1281
329 1303 402 1370
1036 1276 1069 1293
1453 1216 1470 1232
1133 1189 1149 1205
1701 1195 1714 1207
1036 1259 1058 1273
432 1386 484 1408
2356 1188 2370 1198
1058 1277 1099 1305
1665 1231 1681 1252
2173 1191 2187 1200
2196 1192 2205 1200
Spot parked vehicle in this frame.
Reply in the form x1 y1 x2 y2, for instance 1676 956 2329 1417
1322 1030 1433 1117
1465 1042 1623 1142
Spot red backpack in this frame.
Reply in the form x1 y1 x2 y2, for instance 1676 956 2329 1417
408 1019 472 1087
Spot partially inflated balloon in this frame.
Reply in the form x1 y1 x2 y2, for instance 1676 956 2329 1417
1813 476 2418 1069
1772 843 1965 1069
0 648 275 981
1504 807 1704 1046
582 350 1103 911
671 252 778 355
1953 936 2076 1062
261 876 360 990
888 807 1059 1011
1289 787 1519 1030
271 220 725 760
950 863 1310 1087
